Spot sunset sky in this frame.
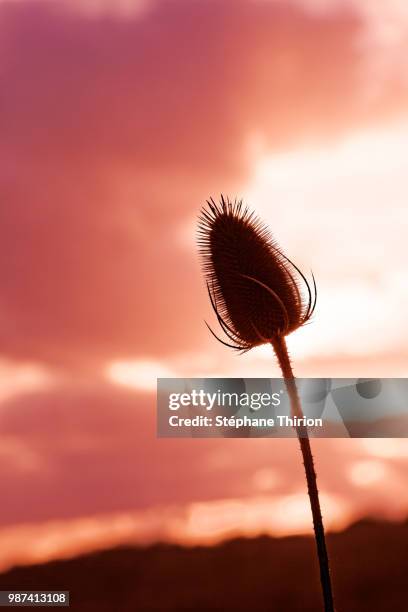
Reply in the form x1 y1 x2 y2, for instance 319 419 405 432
1 0 408 571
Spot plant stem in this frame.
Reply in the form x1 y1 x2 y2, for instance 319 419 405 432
271 336 335 612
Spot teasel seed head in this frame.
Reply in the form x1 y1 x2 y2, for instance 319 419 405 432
197 195 316 352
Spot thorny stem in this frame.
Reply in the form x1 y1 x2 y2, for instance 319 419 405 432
271 336 335 612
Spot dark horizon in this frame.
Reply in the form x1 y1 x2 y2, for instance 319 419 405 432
0 518 406 611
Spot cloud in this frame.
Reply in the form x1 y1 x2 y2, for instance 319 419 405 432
0 491 351 572
0 383 306 525
0 382 407 529
1 0 408 570
0 379 405 569
2 0 407 368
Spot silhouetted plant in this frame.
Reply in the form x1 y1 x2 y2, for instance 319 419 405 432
197 195 334 612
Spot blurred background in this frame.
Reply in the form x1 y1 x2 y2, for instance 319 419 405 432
1 0 408 584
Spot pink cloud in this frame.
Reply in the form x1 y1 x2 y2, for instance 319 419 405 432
0 383 407 531
1 1 407 367
1 2 408 562
0 383 304 525
0 381 406 569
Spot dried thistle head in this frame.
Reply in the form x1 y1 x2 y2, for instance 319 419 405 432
197 196 316 352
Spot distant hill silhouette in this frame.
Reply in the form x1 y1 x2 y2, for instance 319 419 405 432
0 520 406 611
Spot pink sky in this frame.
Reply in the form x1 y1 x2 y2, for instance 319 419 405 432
0 0 408 570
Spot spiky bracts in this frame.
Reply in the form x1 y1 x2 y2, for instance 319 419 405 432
197 196 316 351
